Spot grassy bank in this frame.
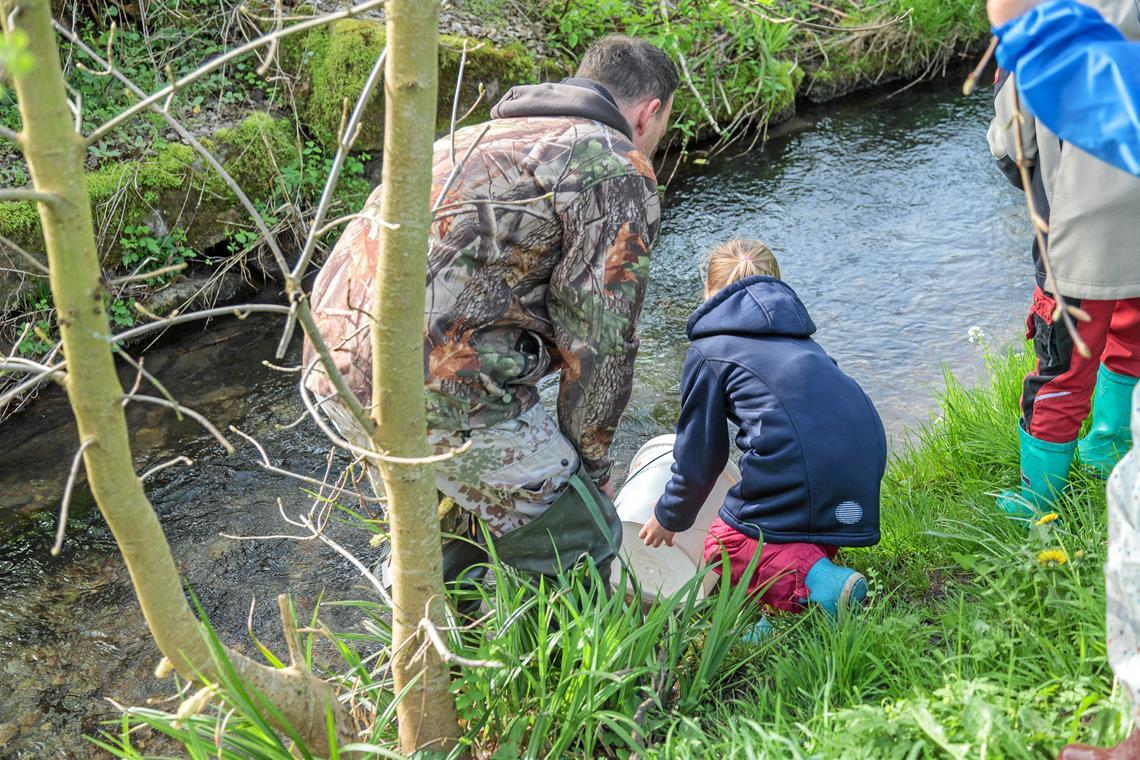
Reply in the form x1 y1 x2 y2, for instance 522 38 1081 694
95 348 1129 758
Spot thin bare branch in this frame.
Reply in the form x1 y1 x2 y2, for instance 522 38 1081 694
1009 87 1091 359
256 0 285 77
108 262 187 285
84 0 386 146
0 188 63 205
228 425 386 503
127 394 236 453
962 37 999 97
114 348 179 411
298 511 395 608
287 45 388 286
311 211 398 241
141 456 194 481
0 234 47 274
53 437 95 556
419 615 503 669
432 123 491 213
449 40 470 166
111 304 293 344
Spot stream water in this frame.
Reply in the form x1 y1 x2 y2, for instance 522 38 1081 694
0 80 1035 756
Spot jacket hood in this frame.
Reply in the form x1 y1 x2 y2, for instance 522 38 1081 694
490 78 634 140
687 275 816 340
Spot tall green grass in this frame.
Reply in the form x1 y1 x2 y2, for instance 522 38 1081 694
95 349 1132 758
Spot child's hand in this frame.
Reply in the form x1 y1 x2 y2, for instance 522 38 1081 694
640 515 676 548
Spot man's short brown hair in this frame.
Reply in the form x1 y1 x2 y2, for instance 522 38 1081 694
575 34 679 105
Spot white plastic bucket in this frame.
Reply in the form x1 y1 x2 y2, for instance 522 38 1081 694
610 434 741 601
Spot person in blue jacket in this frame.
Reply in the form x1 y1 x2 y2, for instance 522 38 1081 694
990 0 1140 176
639 239 887 619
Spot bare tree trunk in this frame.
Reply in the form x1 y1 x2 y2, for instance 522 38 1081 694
1 0 349 752
369 0 460 753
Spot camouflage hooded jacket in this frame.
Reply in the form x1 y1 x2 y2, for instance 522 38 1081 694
305 79 661 484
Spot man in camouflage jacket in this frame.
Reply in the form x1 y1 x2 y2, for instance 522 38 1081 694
306 36 678 543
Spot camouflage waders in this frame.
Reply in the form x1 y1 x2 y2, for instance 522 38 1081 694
324 399 621 580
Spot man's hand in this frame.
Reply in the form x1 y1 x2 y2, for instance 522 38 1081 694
988 0 1044 27
600 479 616 499
639 514 676 548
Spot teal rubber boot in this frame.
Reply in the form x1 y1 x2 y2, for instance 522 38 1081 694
741 616 773 643
1078 365 1138 477
805 558 868 618
997 420 1077 518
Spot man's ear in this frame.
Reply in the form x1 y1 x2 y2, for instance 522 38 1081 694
635 97 663 136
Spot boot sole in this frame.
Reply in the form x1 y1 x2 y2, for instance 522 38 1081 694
840 572 868 613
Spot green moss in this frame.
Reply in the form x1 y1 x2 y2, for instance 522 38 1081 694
0 113 301 270
296 20 539 151
212 111 297 190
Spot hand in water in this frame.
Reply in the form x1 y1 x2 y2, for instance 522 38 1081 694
987 0 1043 26
639 514 676 548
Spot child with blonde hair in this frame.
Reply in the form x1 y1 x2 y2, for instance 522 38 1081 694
640 239 886 619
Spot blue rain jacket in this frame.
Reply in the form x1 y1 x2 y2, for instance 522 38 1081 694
654 276 886 546
996 0 1140 176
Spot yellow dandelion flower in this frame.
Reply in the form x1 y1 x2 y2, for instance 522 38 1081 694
1034 512 1060 526
1037 549 1069 566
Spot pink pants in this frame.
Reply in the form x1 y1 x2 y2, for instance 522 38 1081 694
703 517 837 613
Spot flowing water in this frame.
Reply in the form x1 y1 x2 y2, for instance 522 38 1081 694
0 80 1035 756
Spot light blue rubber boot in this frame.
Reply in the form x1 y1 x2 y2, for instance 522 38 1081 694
1079 365 1138 477
997 419 1077 518
741 616 773 643
805 558 868 618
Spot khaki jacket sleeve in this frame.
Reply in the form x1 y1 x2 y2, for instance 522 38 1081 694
547 172 660 485
988 71 1039 188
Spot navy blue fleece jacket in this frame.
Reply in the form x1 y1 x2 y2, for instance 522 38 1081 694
654 276 886 546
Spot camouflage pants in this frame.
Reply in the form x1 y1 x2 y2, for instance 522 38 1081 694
324 399 579 536
1107 384 1140 722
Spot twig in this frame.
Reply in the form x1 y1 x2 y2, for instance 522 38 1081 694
298 512 395 608
256 0 285 77
53 437 95 556
418 616 503 669
449 40 470 166
431 192 553 218
108 262 187 285
659 1 721 136
311 211 398 240
432 124 491 213
75 20 116 77
287 45 389 286
1009 86 1091 359
229 425 386 503
85 0 386 146
114 348 180 412
127 394 236 453
0 124 19 143
0 234 47 275
0 189 63 206
141 456 193 481
111 304 292 344
962 37 999 97
299 360 473 465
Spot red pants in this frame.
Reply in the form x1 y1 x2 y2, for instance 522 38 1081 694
1022 288 1140 443
703 517 836 613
